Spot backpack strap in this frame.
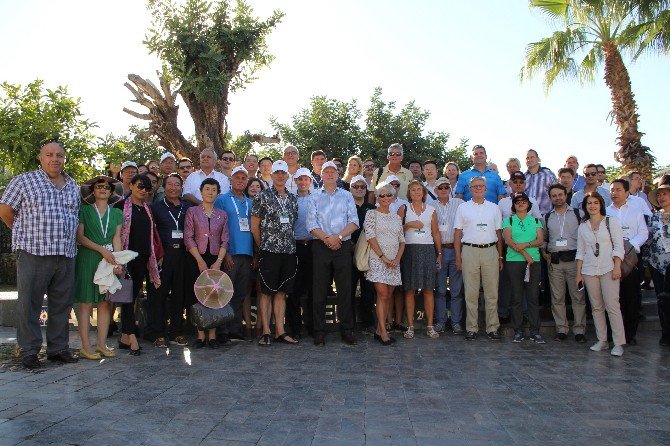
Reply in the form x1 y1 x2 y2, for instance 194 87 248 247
573 208 581 222
605 216 614 247
509 216 513 226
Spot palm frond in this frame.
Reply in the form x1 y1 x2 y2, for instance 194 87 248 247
578 46 603 84
530 0 570 20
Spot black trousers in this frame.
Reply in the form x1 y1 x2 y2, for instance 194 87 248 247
351 266 375 328
122 254 149 335
312 239 354 336
146 246 187 339
287 242 313 336
619 266 641 342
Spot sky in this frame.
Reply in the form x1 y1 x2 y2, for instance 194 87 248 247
1 0 669 173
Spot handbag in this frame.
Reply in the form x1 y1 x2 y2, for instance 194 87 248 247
354 211 374 272
190 303 235 330
107 270 134 304
604 217 638 279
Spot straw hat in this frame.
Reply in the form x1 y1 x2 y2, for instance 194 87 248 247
649 183 670 208
79 175 123 205
194 269 234 309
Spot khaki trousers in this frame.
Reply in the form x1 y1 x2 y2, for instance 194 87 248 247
548 260 586 335
462 245 500 333
584 270 626 346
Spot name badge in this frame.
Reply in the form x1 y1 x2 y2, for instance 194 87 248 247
555 238 568 247
280 215 290 224
415 229 427 237
238 217 250 232
172 230 183 239
622 226 630 238
663 238 670 253
103 244 113 251
439 224 448 232
476 223 488 232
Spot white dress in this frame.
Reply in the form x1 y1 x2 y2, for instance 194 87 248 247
364 210 405 286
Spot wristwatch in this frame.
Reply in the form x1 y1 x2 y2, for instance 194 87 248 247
338 234 343 241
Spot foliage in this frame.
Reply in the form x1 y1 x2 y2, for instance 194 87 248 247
145 0 284 102
0 80 98 183
97 125 165 166
605 164 624 182
271 87 467 169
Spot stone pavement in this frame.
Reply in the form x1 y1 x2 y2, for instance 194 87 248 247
0 326 669 446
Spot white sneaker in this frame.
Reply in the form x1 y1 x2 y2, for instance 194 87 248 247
611 345 624 357
590 341 609 351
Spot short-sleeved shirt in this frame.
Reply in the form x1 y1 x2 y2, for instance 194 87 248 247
370 165 413 200
251 187 298 254
0 169 80 257
455 167 506 203
502 214 543 262
182 169 230 201
151 198 191 247
453 200 502 244
214 192 254 256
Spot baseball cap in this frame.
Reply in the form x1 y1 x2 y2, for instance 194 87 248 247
510 171 526 182
321 161 338 172
231 166 248 176
434 177 450 188
295 167 312 178
120 161 138 172
512 192 530 202
272 160 288 173
385 175 401 184
350 175 367 186
160 153 176 163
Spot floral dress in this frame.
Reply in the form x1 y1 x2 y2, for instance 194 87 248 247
364 210 405 286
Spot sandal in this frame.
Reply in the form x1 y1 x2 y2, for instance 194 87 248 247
153 337 168 348
258 333 271 346
274 333 299 345
403 326 415 339
95 346 116 358
426 326 440 339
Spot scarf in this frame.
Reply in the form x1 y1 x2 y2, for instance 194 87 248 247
121 198 160 285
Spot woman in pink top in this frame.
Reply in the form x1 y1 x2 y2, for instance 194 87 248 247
184 178 229 349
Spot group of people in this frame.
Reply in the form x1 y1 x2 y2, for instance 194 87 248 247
1 138 669 369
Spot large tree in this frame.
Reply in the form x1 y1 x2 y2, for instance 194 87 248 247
124 0 283 160
0 80 98 185
521 0 670 180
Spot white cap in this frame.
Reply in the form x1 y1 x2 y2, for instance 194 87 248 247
295 167 312 178
385 175 401 184
231 166 248 177
321 161 339 172
160 153 176 163
272 160 289 173
350 175 367 186
120 161 138 172
435 177 450 187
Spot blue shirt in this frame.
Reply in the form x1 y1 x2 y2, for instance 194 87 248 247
572 174 586 191
294 193 314 241
214 192 254 256
151 198 191 247
306 187 359 240
455 167 506 203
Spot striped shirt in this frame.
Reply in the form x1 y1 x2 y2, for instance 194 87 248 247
435 198 463 244
0 169 80 257
524 166 557 216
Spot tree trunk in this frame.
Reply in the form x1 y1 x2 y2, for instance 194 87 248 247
181 86 230 157
602 41 654 180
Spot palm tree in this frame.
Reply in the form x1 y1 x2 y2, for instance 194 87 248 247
521 0 669 181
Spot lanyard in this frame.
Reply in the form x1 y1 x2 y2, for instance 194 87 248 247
556 211 566 238
164 199 183 229
94 204 110 239
230 195 249 217
274 190 289 215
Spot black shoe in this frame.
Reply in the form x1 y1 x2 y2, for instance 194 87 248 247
487 331 501 341
208 339 220 349
659 336 670 346
391 323 407 332
46 350 79 363
118 340 131 350
129 348 141 356
22 354 40 369
192 339 206 349
313 335 325 346
341 334 357 345
465 331 477 341
554 333 567 341
575 334 587 343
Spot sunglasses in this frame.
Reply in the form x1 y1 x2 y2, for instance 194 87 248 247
351 184 367 190
437 185 450 190
514 200 529 204
135 184 152 191
390 183 400 188
378 193 394 198
94 184 112 190
221 157 234 162
149 165 160 170
592 242 600 257
388 152 402 157
584 172 597 177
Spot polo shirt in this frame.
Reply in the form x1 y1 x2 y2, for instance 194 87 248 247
214 191 254 256
151 198 191 247
455 167 506 203
453 199 502 245
371 165 413 200
502 214 543 262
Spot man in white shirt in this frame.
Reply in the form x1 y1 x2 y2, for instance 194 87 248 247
607 178 649 345
422 160 439 204
454 177 504 341
283 144 302 194
183 148 231 204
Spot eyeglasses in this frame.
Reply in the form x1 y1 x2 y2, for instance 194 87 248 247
136 185 151 191
390 183 400 188
95 185 112 190
179 165 193 170
221 157 234 162
378 193 394 198
351 184 367 190
284 151 298 156
388 152 402 157
149 165 160 171
584 172 597 177
437 185 450 190
470 185 486 189
363 164 375 169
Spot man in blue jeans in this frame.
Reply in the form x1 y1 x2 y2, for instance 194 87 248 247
433 177 465 334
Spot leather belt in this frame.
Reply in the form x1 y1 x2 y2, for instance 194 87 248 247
441 243 455 249
462 242 496 248
170 243 182 249
296 240 312 246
